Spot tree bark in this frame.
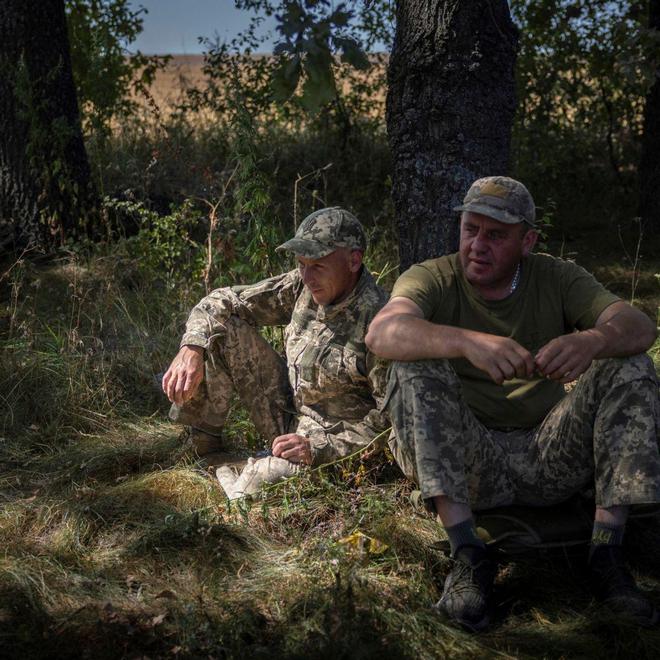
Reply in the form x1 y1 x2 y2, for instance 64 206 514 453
0 0 95 252
386 0 518 269
639 0 660 235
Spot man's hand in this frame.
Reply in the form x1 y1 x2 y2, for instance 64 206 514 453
535 331 604 384
162 345 205 405
463 331 535 385
272 433 312 465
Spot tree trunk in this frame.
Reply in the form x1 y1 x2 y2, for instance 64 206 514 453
639 0 660 236
386 0 518 269
0 0 95 252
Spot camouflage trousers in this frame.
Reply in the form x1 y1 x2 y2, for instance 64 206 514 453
386 355 660 510
169 315 296 441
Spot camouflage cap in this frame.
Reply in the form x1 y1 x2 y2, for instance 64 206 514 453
454 176 536 227
276 207 367 259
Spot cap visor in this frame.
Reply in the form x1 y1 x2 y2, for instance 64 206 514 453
275 238 335 259
453 203 526 225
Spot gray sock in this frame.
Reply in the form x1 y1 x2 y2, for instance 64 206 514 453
445 518 486 557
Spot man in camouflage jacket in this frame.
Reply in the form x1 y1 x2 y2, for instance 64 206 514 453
162 207 389 496
367 177 660 630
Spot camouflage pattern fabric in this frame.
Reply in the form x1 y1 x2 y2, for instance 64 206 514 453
171 267 390 466
170 314 294 441
386 354 660 510
276 207 367 259
453 176 536 227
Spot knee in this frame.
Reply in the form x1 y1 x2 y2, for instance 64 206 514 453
590 354 658 388
388 358 460 389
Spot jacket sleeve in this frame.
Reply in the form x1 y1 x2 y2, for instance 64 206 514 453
180 269 303 349
306 353 391 466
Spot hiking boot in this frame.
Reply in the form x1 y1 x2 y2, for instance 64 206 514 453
184 427 225 456
435 545 497 632
589 545 659 627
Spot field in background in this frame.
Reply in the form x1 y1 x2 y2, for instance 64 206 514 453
137 54 387 120
145 55 208 111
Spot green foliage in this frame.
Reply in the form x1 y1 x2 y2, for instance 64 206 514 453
108 197 207 288
269 0 369 112
511 0 659 232
65 0 169 135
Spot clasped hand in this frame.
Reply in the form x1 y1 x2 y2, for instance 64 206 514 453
272 433 312 465
465 330 600 385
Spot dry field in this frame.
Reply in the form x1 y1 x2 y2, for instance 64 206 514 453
139 53 388 120
148 55 207 107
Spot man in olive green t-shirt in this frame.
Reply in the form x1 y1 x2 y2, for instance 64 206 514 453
366 176 660 631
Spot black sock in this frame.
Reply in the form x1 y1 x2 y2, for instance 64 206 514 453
589 521 625 561
445 518 486 559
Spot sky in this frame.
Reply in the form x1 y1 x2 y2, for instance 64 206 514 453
127 0 278 55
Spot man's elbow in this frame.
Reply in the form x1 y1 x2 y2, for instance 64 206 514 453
365 319 388 356
365 323 379 354
642 318 659 351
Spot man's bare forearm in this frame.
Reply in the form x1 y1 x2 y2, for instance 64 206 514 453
367 305 536 383
367 298 535 382
366 313 470 361
586 304 657 358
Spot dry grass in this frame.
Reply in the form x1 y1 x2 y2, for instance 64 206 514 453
1 229 660 658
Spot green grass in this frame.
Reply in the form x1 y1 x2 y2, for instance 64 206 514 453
1 230 660 659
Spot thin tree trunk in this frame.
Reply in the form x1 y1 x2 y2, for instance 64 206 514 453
0 0 95 252
639 0 660 235
386 0 518 269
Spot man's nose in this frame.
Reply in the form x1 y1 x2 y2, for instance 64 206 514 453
471 230 487 252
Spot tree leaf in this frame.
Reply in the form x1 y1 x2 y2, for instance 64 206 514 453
300 53 337 112
329 9 351 28
336 37 370 70
271 56 302 101
273 42 291 56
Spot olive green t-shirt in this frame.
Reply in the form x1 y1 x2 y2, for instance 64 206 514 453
391 253 620 429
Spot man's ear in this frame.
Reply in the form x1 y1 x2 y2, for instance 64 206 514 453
349 250 364 273
522 230 538 256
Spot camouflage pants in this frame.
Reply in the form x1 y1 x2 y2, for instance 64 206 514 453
386 355 660 510
169 316 296 441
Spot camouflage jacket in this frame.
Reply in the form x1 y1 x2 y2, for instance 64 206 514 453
180 268 390 465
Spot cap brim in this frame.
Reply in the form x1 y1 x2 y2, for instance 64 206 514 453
453 203 535 226
275 238 336 259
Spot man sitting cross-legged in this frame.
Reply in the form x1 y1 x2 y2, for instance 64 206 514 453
162 207 389 497
366 176 660 630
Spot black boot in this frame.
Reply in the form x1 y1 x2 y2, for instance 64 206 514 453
589 544 659 627
435 545 497 632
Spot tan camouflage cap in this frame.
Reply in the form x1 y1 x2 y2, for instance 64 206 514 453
276 207 367 259
454 176 536 227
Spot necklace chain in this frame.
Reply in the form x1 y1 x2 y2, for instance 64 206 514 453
510 262 521 293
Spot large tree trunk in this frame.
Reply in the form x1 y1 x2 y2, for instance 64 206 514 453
639 0 660 236
386 0 518 269
0 0 95 252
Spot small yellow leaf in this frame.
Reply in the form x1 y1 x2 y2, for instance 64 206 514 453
338 530 388 555
368 537 389 555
